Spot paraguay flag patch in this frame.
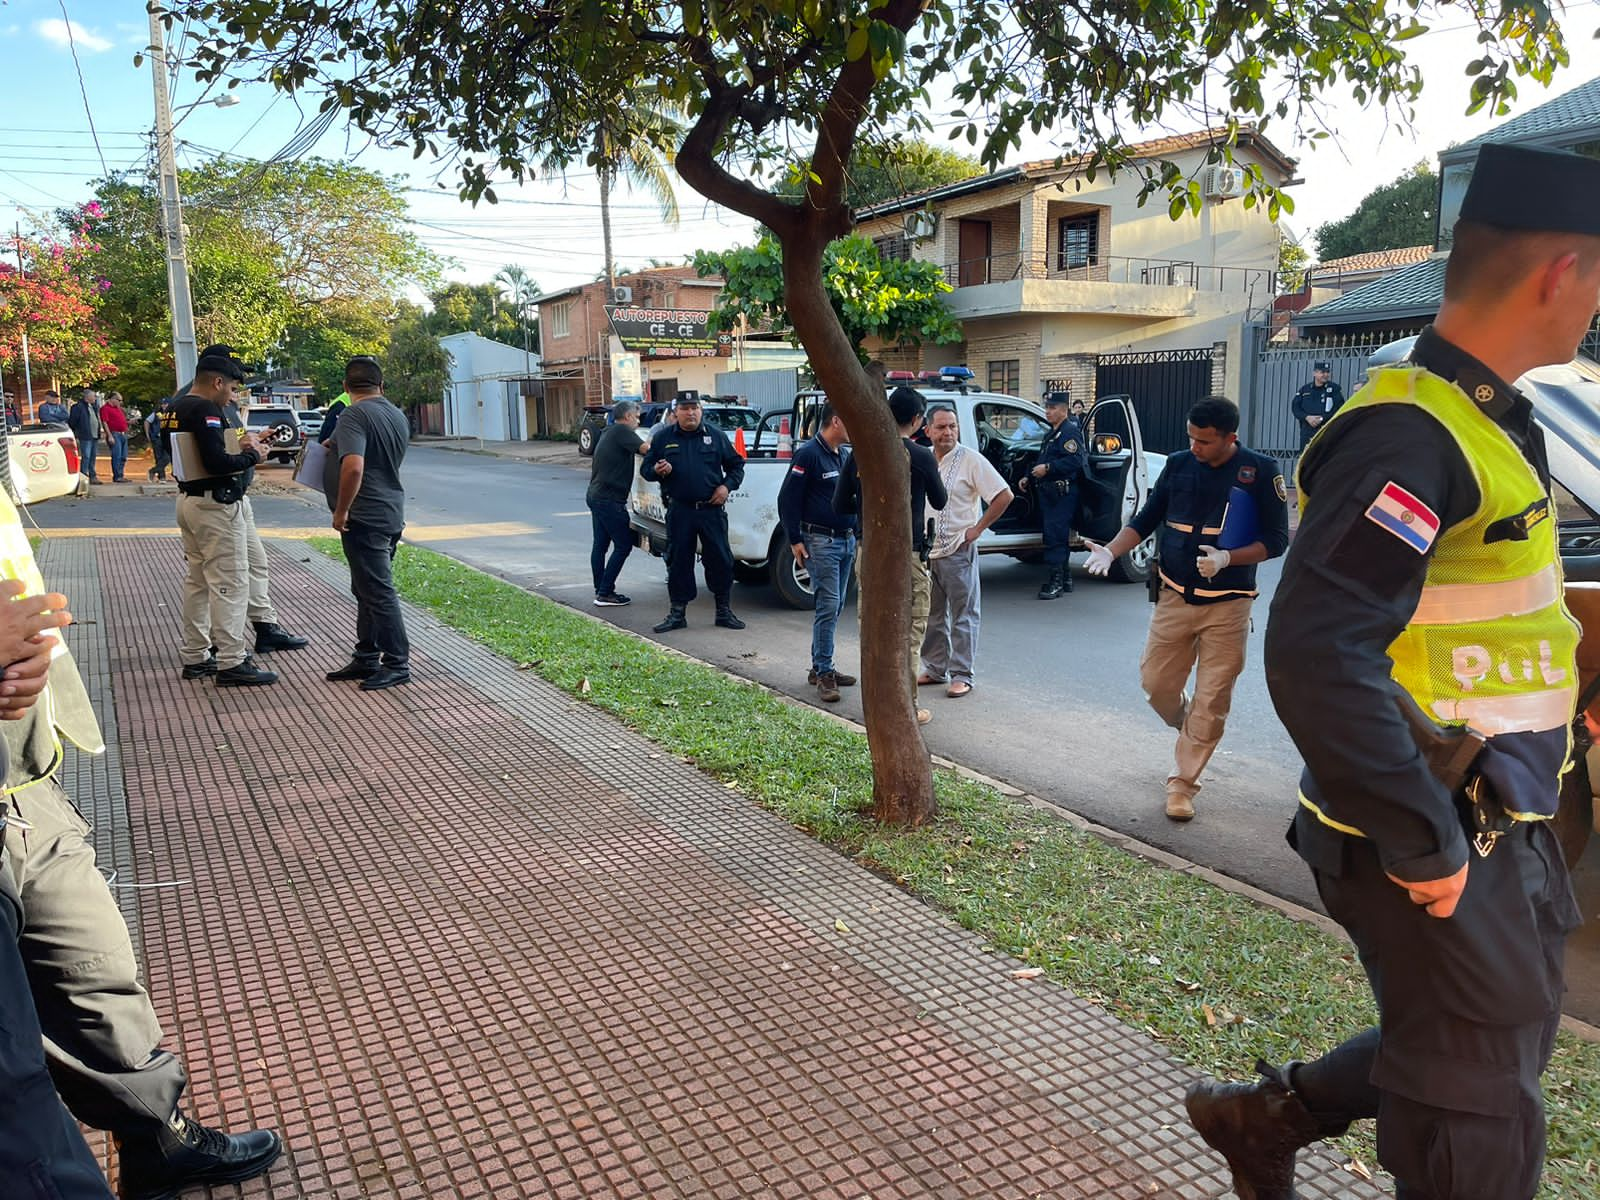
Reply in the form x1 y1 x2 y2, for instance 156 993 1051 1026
1364 481 1439 554
204 416 223 428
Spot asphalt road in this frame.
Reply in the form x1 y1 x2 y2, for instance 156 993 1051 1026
31 446 1600 1024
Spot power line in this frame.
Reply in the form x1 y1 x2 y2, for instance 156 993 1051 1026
54 1 109 176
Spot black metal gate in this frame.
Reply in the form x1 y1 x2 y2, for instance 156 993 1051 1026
1095 348 1214 453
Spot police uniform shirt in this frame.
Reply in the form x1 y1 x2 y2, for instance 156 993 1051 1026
1292 379 1346 426
639 420 745 504
172 392 258 489
1265 325 1547 882
1036 418 1086 481
778 435 851 545
1128 446 1289 603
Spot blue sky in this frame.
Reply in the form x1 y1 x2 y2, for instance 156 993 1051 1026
4 0 1600 295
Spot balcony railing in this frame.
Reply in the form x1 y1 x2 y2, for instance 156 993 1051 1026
940 254 1279 297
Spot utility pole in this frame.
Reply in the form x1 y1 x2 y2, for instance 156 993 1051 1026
147 10 198 392
12 227 34 416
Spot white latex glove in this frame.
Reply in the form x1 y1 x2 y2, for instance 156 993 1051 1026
1197 545 1231 579
1084 540 1115 577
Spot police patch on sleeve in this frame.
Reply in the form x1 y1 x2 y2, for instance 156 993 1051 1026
1364 481 1439 554
1274 474 1287 501
1065 439 1078 453
205 416 223 428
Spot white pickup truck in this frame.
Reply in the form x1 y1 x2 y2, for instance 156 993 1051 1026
3 424 84 505
628 378 1163 608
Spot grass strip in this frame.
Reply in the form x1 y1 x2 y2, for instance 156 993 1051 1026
314 538 1600 1196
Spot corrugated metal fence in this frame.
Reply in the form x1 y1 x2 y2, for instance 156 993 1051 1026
714 367 800 415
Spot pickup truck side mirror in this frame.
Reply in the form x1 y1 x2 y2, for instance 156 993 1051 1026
1092 433 1123 454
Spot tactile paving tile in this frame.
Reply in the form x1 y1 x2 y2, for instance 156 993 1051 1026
65 535 1388 1199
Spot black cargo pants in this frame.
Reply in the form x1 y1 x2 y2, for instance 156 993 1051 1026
1294 813 1579 1199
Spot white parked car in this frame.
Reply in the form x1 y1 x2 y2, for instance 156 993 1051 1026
5 425 85 504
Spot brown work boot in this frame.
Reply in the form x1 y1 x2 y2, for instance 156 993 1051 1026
808 668 857 687
1166 790 1196 822
816 671 842 703
1184 1061 1323 1200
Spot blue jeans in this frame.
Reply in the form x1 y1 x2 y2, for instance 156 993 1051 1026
79 438 98 481
803 530 855 674
108 432 128 481
587 497 633 595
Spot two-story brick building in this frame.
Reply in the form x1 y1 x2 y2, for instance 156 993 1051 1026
851 126 1297 439
533 265 732 431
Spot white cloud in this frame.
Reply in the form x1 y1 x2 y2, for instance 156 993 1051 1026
35 18 112 54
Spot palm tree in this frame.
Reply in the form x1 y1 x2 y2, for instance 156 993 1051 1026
580 93 684 295
492 264 540 352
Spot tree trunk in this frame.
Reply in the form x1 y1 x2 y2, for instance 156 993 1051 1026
781 232 936 826
600 170 615 296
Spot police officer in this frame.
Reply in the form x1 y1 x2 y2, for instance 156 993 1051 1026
1184 142 1599 1200
171 346 278 685
1085 396 1289 821
641 390 746 633
1024 391 1087 599
1290 359 1344 448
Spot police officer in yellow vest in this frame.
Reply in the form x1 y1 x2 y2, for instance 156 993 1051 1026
1183 142 1598 1200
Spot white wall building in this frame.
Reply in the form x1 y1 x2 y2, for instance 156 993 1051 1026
440 332 542 440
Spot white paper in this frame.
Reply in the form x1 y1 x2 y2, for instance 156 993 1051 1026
294 440 328 493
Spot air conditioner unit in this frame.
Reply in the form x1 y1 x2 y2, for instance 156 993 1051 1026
1202 166 1247 201
612 286 633 304
903 210 938 242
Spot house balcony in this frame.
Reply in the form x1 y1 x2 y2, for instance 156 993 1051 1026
938 253 1280 321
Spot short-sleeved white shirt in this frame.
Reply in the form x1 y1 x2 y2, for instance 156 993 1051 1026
930 444 1009 559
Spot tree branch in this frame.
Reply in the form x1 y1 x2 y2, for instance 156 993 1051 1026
807 0 928 234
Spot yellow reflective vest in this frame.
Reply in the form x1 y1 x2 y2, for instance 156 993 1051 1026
1300 366 1578 824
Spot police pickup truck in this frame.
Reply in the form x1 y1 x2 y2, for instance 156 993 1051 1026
3 424 85 504
627 368 1163 608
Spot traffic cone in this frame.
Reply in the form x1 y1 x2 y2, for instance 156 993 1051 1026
734 426 748 457
777 415 792 460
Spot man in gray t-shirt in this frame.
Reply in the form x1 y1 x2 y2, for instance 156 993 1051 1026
327 355 412 690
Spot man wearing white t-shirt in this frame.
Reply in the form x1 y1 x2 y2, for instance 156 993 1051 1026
918 407 1012 698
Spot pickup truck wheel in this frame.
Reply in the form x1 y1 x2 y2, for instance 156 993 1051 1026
732 561 768 586
1107 531 1156 584
770 539 815 609
578 425 597 456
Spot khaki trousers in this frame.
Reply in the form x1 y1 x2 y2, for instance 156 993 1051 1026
3 778 185 1130
176 492 249 668
908 554 931 686
1139 589 1252 799
242 496 278 626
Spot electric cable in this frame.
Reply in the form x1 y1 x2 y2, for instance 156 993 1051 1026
54 0 109 176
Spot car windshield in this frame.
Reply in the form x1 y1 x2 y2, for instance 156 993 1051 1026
705 408 761 433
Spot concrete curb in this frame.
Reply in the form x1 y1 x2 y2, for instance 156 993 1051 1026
350 538 1600 1047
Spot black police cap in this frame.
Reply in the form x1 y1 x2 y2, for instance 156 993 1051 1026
674 390 702 407
196 343 245 381
1312 360 1331 372
1459 143 1600 236
1043 391 1071 407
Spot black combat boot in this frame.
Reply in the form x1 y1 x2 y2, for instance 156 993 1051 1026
215 656 278 687
713 599 746 630
1184 1060 1326 1200
653 606 687 633
253 621 309 652
179 655 217 680
1037 567 1065 600
115 1110 282 1200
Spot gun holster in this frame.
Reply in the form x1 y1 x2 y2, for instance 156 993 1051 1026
1393 691 1508 856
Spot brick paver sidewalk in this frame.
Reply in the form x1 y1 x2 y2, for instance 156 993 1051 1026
52 536 1383 1200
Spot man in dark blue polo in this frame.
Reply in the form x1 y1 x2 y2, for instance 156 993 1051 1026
641 391 747 634
779 403 856 703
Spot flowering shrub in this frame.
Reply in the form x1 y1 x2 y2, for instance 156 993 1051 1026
0 210 116 388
